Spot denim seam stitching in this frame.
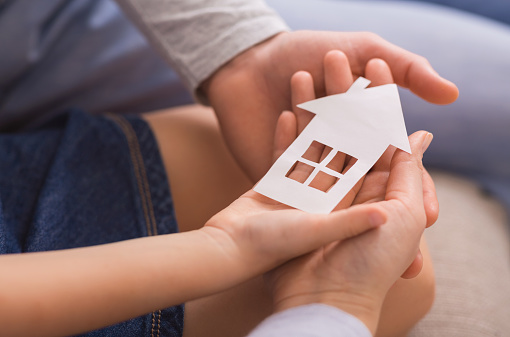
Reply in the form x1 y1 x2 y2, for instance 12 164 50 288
107 115 158 236
107 115 161 337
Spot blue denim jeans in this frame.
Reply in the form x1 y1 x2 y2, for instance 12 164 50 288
0 110 183 336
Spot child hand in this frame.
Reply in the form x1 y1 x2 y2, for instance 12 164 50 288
200 177 386 286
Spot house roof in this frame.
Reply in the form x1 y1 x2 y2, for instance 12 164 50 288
297 77 411 154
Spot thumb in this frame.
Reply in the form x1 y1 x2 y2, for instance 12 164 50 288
264 205 387 260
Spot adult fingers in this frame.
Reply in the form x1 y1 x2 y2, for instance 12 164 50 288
385 131 431 212
422 167 439 228
400 250 424 279
352 32 459 104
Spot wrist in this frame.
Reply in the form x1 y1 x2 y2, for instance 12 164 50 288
273 289 384 335
199 214 260 283
201 32 286 102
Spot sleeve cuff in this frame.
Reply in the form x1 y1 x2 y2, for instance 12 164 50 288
116 0 289 104
247 304 373 337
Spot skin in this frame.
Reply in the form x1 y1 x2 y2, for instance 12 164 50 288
154 52 438 337
0 106 391 336
268 131 433 336
271 53 437 336
0 23 455 337
0 59 432 334
269 57 436 335
204 30 458 181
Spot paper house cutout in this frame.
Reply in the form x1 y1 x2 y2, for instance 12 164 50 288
254 77 411 214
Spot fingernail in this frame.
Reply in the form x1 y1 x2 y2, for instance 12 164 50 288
369 211 386 227
422 132 433 153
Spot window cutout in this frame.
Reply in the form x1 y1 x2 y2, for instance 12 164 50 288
309 171 339 193
342 156 358 174
286 161 315 183
326 152 358 174
302 140 332 164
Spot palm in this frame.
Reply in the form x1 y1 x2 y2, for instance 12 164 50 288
206 30 458 181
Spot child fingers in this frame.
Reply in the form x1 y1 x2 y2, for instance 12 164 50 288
287 141 326 184
252 205 383 263
323 151 348 176
323 51 355 174
291 71 316 133
323 51 353 172
289 71 330 172
324 50 354 95
285 205 386 255
318 205 387 243
273 111 297 162
365 58 394 86
372 145 396 173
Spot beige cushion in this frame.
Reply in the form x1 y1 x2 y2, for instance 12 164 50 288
409 171 510 336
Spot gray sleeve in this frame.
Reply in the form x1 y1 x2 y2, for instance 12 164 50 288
115 0 289 102
246 304 373 337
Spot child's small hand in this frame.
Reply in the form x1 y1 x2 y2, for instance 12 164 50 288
200 177 385 286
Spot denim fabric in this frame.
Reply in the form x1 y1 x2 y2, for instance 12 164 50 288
0 110 183 337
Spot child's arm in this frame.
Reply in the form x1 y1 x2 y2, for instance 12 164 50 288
0 190 382 336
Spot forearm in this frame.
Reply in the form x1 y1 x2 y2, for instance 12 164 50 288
272 280 383 335
0 228 245 336
115 0 288 100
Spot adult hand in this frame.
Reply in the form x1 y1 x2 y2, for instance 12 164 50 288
204 30 458 181
267 130 432 335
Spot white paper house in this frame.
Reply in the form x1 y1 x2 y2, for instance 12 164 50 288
254 77 411 214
